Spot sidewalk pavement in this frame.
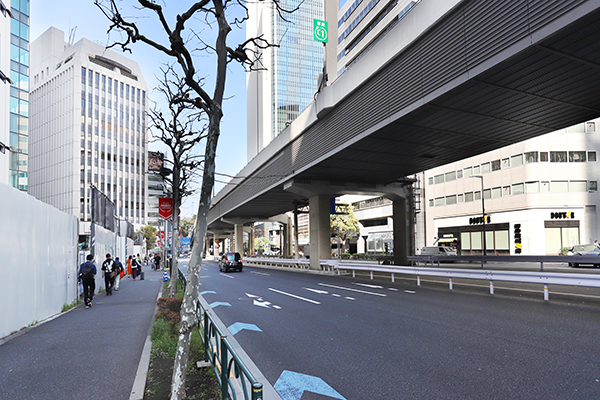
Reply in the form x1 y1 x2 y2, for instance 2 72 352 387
0 267 164 400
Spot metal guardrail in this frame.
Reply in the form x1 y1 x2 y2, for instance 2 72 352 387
177 270 265 400
408 254 600 270
333 262 600 301
243 257 337 272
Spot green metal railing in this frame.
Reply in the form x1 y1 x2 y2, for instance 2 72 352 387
178 269 263 400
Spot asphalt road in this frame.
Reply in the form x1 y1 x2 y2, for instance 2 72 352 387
183 259 600 400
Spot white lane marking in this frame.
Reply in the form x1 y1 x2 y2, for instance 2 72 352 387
268 288 321 305
354 283 383 289
332 294 341 297
272 305 282 310
346 297 356 301
388 288 399 291
318 283 387 297
246 293 260 298
251 271 270 276
220 273 234 279
404 290 417 294
304 288 329 294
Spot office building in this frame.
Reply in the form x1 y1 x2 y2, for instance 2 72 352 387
423 119 600 255
337 0 419 76
29 27 148 236
246 0 327 161
0 1 11 183
2 0 29 190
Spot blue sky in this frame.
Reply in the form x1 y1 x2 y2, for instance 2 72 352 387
30 0 249 218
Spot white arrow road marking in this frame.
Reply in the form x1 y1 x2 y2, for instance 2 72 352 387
245 293 260 298
353 283 383 289
303 288 329 295
404 290 417 294
318 283 387 297
254 300 271 308
269 288 321 304
251 271 270 276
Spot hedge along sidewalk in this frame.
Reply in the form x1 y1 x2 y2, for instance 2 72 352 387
143 281 220 400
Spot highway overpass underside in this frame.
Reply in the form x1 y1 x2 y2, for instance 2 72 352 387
208 0 600 265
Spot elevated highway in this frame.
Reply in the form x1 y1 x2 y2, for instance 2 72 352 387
208 0 600 265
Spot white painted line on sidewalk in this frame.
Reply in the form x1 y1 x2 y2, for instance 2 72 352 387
318 283 387 297
269 288 321 304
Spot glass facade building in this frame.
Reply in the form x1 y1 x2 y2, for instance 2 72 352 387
271 0 324 139
8 0 28 191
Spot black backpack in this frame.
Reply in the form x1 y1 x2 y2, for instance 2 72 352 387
80 262 94 281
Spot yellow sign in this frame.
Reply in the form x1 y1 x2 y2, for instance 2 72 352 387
515 243 522 249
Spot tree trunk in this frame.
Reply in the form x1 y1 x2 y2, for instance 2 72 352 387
169 171 181 297
170 109 221 400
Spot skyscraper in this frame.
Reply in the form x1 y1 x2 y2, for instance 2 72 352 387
29 27 148 237
5 0 29 190
247 0 326 161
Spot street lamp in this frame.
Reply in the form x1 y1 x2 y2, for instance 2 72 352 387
471 175 487 256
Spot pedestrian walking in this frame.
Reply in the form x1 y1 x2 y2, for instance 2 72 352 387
154 253 161 270
131 255 141 279
101 253 116 295
113 257 124 291
79 254 97 308
127 255 133 278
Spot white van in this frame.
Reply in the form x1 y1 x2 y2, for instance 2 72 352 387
421 246 457 256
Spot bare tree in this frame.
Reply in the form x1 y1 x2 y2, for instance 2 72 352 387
149 65 205 297
94 1 295 398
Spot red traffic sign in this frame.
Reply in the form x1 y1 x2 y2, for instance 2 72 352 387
158 231 165 239
159 197 173 220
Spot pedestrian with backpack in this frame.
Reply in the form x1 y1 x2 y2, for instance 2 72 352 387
79 254 97 308
101 254 116 295
130 255 137 280
113 257 123 291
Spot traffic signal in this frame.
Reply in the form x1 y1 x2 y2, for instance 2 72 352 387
514 224 522 254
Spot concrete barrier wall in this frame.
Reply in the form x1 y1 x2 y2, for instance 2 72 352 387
0 182 78 339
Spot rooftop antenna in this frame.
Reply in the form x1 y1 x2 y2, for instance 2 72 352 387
68 26 77 46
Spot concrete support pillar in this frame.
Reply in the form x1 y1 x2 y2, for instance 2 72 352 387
294 206 300 259
213 234 219 258
309 195 331 270
393 198 409 266
234 224 244 254
285 218 293 257
205 236 210 259
249 228 255 255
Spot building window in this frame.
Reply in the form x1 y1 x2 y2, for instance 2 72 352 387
590 181 598 192
483 189 491 199
550 181 568 192
473 165 481 174
445 195 457 205
585 121 596 133
541 181 550 192
481 163 490 173
502 186 511 196
434 197 444 207
569 151 586 162
511 154 523 167
512 183 524 195
465 192 473 202
525 181 539 193
491 160 501 171
502 158 510 169
434 174 444 184
457 169 463 179
457 194 464 202
588 151 597 162
474 191 481 200
550 151 567 162
463 167 472 177
445 171 456 182
525 151 538 163
570 181 587 192
492 187 501 198
540 152 549 162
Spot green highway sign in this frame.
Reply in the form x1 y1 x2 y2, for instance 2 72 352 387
314 19 328 43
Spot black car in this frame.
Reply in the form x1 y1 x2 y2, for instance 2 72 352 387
219 252 243 272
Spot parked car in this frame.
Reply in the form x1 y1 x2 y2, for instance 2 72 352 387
219 252 243 272
421 246 457 256
567 244 600 267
